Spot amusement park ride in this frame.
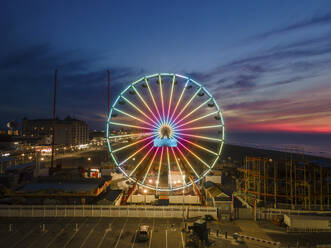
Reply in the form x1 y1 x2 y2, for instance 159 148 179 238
106 73 225 205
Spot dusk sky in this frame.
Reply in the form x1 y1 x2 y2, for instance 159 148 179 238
1 1 331 156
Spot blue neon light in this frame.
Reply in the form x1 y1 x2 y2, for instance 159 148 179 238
153 137 178 147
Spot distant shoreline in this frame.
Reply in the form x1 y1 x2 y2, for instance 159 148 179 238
222 143 331 165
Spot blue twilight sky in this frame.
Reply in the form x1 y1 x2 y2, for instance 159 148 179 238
1 1 331 155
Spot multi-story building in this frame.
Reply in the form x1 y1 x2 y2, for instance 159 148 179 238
22 117 88 145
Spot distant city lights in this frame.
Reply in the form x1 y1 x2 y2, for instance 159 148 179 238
78 144 88 149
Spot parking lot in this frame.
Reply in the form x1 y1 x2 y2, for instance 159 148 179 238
0 217 252 248
0 217 186 248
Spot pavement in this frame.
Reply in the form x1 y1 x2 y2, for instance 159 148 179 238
257 220 331 247
0 217 187 248
8 217 327 247
0 217 255 248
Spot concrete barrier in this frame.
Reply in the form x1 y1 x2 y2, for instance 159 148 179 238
233 233 280 247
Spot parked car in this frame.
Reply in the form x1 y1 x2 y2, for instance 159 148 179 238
136 225 150 241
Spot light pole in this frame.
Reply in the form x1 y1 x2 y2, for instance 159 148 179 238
182 175 185 208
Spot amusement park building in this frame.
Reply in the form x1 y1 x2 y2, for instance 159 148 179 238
22 117 88 145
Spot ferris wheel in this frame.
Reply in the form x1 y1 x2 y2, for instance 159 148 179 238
106 73 224 192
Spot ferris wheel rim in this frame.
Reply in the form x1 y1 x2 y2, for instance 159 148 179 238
106 73 225 192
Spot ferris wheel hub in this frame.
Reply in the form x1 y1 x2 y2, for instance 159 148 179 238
153 123 178 147
159 123 173 138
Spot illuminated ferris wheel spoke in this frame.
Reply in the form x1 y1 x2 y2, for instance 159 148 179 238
176 110 219 128
166 147 173 189
132 85 160 125
156 146 164 190
113 108 156 128
166 74 175 123
119 139 154 166
175 147 199 179
158 74 166 121
108 132 154 139
175 136 218 156
179 133 223 142
169 78 189 123
121 96 158 126
177 140 210 169
112 134 157 153
177 124 223 131
170 87 201 125
129 145 155 177
141 147 160 184
175 98 212 126
170 147 186 184
108 121 154 131
145 78 162 121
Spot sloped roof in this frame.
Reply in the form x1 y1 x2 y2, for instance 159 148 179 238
205 181 230 199
104 190 122 201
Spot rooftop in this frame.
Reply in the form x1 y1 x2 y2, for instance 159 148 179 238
18 182 99 193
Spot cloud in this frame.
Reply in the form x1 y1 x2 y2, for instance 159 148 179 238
222 84 331 133
225 74 258 90
253 12 331 39
184 71 214 82
0 42 147 129
0 44 52 70
266 77 304 87
190 30 331 99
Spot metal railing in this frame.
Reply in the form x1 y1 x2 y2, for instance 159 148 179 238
0 204 217 219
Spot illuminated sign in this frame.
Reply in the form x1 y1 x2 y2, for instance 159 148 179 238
153 137 177 147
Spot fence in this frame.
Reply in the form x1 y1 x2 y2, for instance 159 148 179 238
233 207 331 220
126 195 200 205
257 208 331 220
0 205 217 219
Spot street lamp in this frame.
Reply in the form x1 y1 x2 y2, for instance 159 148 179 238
87 157 92 169
143 189 147 204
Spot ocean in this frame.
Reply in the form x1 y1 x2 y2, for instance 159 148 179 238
226 131 331 159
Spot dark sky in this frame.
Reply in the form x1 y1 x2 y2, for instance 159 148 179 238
1 1 331 155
